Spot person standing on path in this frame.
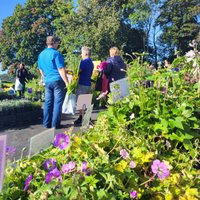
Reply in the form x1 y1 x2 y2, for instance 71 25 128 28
74 46 94 125
16 63 28 97
104 47 126 88
38 36 69 129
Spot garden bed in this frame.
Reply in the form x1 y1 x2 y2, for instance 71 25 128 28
1 51 200 199
0 99 42 130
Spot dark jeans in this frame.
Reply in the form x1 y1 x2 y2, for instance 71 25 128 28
18 82 25 97
43 80 66 128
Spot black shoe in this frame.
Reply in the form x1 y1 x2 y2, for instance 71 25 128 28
44 125 51 129
74 116 82 125
54 124 64 129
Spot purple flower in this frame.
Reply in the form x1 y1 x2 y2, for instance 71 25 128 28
27 87 33 94
6 146 16 155
81 161 88 173
51 168 61 177
130 161 136 169
45 168 62 184
130 190 138 199
151 159 170 180
54 133 70 150
43 158 57 171
62 161 76 174
85 169 91 176
120 149 129 160
24 174 32 191
45 172 54 184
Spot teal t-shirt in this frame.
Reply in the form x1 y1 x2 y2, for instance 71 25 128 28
38 48 64 83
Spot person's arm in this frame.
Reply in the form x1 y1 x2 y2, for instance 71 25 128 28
16 69 19 79
104 62 112 75
39 69 44 78
58 67 69 87
25 69 29 82
54 53 69 87
78 60 84 75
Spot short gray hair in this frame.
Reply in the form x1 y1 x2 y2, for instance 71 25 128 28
46 36 60 45
81 46 91 56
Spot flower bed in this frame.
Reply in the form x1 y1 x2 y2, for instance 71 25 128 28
1 48 200 199
0 91 15 100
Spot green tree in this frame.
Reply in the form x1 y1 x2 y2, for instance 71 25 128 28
0 0 145 74
157 0 200 56
0 0 73 74
54 0 144 61
124 0 161 63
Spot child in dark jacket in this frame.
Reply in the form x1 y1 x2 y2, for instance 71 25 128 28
96 61 109 100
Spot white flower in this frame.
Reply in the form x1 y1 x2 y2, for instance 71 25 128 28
185 50 195 58
189 40 197 48
130 113 135 119
185 50 196 63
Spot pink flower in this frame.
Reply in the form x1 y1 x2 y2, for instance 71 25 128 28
62 161 76 174
81 161 88 173
120 149 129 160
54 133 70 150
130 161 136 169
151 159 170 180
130 190 138 199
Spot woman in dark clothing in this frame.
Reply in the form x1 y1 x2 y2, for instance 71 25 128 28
16 63 28 97
104 47 126 86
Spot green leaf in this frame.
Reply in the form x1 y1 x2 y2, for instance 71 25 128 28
169 133 183 142
169 118 184 130
97 189 108 200
183 139 193 150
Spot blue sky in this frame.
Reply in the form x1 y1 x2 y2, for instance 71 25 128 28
0 0 26 74
0 0 26 28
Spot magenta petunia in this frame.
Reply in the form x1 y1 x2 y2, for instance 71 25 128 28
120 148 129 160
130 190 138 199
43 158 57 171
24 174 33 191
53 133 70 150
151 159 170 180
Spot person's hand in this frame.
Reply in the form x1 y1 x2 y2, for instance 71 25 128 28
65 82 69 89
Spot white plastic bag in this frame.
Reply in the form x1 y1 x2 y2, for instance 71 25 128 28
15 79 22 91
62 93 76 115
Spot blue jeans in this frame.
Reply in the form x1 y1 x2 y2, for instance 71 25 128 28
43 80 66 128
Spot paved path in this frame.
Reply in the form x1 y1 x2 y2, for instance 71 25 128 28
0 109 103 160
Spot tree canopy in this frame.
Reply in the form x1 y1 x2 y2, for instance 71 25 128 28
157 0 200 56
0 0 199 74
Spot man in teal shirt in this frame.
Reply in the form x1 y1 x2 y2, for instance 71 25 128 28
38 36 69 129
